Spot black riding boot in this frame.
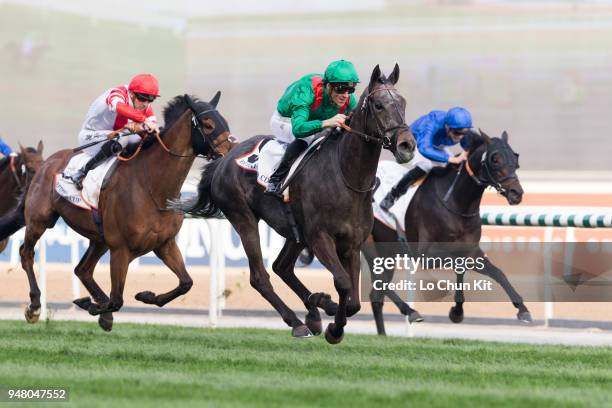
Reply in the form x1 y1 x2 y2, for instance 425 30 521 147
71 139 121 190
380 167 427 211
264 139 308 198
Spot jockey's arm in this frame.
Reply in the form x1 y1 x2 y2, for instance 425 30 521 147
417 132 449 163
290 105 323 138
115 103 147 123
0 137 13 156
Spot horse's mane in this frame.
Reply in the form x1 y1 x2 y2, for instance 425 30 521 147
161 95 211 136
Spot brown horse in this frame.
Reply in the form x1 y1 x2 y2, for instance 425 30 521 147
0 93 233 330
0 142 44 253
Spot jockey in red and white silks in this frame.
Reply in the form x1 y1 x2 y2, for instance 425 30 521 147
67 73 161 190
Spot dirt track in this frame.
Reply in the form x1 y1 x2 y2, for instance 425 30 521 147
1 262 610 322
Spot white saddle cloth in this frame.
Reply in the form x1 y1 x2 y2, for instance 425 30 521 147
56 153 117 210
372 160 425 232
235 137 325 200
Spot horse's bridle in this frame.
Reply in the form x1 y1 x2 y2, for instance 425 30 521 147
189 108 233 160
465 143 520 197
9 155 34 190
341 85 408 150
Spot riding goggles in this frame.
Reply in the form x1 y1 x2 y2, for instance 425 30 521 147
134 92 157 103
332 84 356 94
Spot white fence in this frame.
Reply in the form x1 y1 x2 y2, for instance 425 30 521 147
2 205 612 327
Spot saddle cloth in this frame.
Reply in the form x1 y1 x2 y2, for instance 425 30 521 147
235 137 326 200
56 154 117 210
372 160 425 232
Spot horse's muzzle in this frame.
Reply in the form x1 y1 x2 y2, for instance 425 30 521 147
394 129 416 163
505 184 524 205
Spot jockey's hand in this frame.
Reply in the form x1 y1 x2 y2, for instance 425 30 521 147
124 122 145 135
448 151 468 164
144 117 159 134
322 114 347 129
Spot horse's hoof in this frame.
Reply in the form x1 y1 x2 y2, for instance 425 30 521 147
292 324 314 338
449 306 464 324
88 303 104 316
135 291 157 304
98 313 113 332
24 305 41 323
324 323 344 345
408 311 424 323
73 297 92 311
517 310 533 323
305 314 322 336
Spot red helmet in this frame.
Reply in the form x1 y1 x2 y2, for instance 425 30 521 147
128 73 160 97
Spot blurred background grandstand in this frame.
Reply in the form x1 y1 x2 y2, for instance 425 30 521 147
0 0 611 176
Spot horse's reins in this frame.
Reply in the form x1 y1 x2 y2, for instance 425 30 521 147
439 144 518 217
336 85 408 193
339 86 406 150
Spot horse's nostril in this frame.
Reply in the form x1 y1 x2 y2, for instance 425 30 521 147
398 141 413 152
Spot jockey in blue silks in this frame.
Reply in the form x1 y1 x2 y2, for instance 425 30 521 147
0 135 16 158
380 107 473 211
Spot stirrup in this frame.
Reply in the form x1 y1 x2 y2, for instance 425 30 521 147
380 192 397 211
70 170 86 190
264 181 284 198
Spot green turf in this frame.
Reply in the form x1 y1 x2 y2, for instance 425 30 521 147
0 320 610 407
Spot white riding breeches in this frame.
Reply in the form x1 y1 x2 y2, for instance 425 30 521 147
404 143 464 172
77 129 142 157
269 111 318 145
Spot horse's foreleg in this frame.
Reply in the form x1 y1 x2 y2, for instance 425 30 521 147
88 248 130 316
19 222 47 323
475 257 532 323
72 240 112 330
236 220 310 337
311 234 351 345
135 240 193 307
0 238 8 253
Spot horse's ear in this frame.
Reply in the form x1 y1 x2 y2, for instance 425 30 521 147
478 128 491 144
501 131 509 143
37 140 43 154
18 143 26 155
388 63 400 85
209 91 221 108
369 65 382 88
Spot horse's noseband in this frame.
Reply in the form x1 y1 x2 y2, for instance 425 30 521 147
190 107 230 160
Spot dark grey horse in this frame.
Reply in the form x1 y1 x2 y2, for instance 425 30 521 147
175 65 415 344
366 130 532 335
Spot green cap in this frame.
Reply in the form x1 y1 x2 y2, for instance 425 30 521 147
323 60 360 84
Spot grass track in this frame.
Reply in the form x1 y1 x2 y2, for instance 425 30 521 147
0 320 610 407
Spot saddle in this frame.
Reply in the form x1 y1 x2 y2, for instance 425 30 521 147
373 160 426 232
235 135 327 200
56 153 119 210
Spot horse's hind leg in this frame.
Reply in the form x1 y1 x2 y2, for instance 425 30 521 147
234 217 310 337
449 272 465 323
135 239 193 307
72 240 112 331
272 240 334 336
0 238 8 253
19 221 47 323
475 256 532 323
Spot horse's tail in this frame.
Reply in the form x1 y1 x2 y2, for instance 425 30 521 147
0 192 26 241
168 159 224 218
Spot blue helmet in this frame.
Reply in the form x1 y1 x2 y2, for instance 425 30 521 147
445 107 472 129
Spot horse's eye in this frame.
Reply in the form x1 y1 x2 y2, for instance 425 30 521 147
374 102 384 110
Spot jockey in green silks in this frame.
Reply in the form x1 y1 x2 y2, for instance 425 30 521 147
265 59 360 197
